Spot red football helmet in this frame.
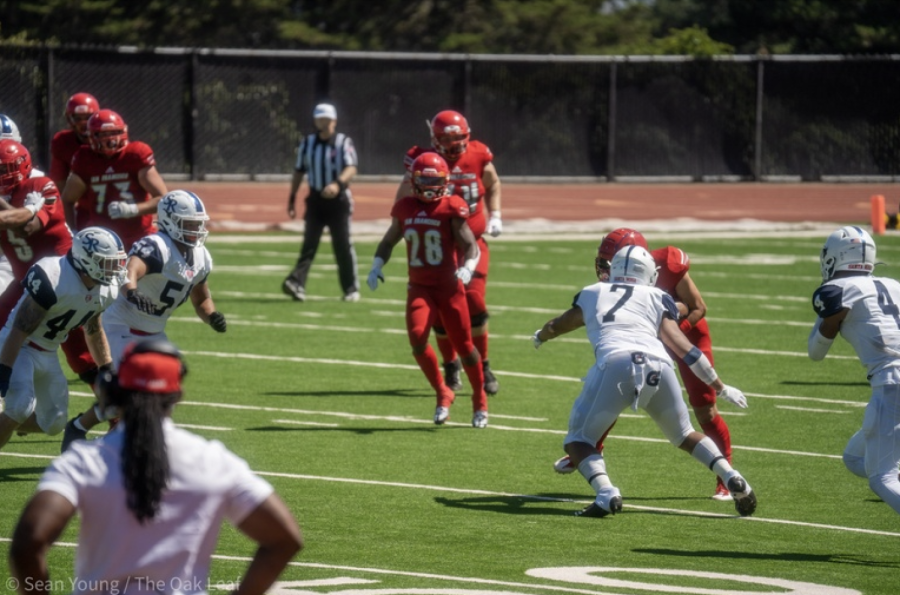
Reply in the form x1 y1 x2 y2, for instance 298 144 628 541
411 152 450 202
596 228 649 281
429 110 470 160
66 93 100 139
0 139 33 194
88 109 129 156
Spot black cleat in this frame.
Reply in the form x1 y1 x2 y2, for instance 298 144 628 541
727 475 758 517
282 279 305 302
483 359 499 395
575 496 622 518
443 359 463 391
61 415 87 453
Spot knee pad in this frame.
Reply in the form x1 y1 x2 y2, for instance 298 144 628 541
842 451 867 478
44 414 67 436
2 397 32 424
470 311 490 329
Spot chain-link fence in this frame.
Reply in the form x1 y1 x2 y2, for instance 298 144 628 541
2 46 899 182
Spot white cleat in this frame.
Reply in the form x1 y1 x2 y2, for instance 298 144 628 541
471 410 488 428
434 406 450 425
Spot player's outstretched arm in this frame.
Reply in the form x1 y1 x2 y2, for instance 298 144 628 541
533 306 585 349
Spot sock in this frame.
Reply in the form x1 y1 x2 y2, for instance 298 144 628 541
413 346 443 391
435 335 456 364
700 416 732 462
473 332 489 361
691 436 734 479
577 453 612 495
461 357 487 411
74 418 88 432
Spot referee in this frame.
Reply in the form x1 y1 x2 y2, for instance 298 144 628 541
284 103 360 302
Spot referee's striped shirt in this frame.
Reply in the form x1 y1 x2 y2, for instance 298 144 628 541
294 132 358 193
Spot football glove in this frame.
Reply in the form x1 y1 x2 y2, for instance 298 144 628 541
367 257 385 291
209 311 227 333
126 288 157 314
532 330 543 350
717 384 748 409
109 201 139 219
0 363 11 399
487 215 503 238
24 191 45 215
455 267 473 285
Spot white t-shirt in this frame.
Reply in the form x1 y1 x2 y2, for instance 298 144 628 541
38 418 274 595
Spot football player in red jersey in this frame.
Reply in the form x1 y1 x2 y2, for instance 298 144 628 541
552 228 748 501
0 140 103 389
395 110 502 397
49 93 100 189
61 109 167 249
371 152 488 428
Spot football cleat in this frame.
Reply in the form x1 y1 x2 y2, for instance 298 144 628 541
443 359 463 391
434 406 450 425
483 360 499 395
725 472 757 517
472 410 488 428
342 291 361 302
575 487 622 518
282 279 305 302
61 415 87 453
553 455 576 474
712 482 734 502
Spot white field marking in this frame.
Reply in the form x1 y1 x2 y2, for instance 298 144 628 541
175 423 232 431
703 291 808 302
743 392 865 407
66 392 841 460
775 406 853 414
700 270 822 282
171 316 861 362
273 419 342 427
706 316 811 327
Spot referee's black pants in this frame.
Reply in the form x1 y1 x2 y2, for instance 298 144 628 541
287 192 359 295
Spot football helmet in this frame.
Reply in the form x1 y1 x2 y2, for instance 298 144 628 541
820 225 876 281
411 152 450 202
158 190 210 247
0 114 22 142
70 227 127 286
88 109 128 156
596 228 649 281
429 110 470 160
610 245 659 287
66 93 100 139
0 139 33 194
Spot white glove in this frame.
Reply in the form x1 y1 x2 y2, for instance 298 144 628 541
23 191 45 215
717 384 748 409
367 257 385 291
487 215 503 238
532 330 543 349
108 201 139 219
455 267 473 285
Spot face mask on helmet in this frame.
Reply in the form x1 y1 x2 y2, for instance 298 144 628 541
596 228 649 281
411 152 450 203
66 93 100 139
430 110 470 160
0 140 33 194
820 225 877 281
158 190 210 247
88 110 128 156
71 227 127 286
609 245 659 287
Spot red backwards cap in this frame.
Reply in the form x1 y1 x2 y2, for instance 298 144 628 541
118 351 183 393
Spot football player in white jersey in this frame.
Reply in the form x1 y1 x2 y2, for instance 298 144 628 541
0 227 124 452
62 190 225 450
533 245 757 518
809 225 900 514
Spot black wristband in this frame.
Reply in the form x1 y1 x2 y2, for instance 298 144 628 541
337 179 348 192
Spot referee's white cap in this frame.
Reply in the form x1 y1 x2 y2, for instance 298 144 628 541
313 103 337 120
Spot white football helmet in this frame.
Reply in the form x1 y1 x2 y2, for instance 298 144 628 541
70 227 126 286
0 114 21 142
157 190 209 247
610 245 659 286
820 225 876 281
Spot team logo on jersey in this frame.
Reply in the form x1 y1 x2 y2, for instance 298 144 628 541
85 294 94 303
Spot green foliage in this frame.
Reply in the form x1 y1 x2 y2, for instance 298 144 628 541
2 0 898 54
